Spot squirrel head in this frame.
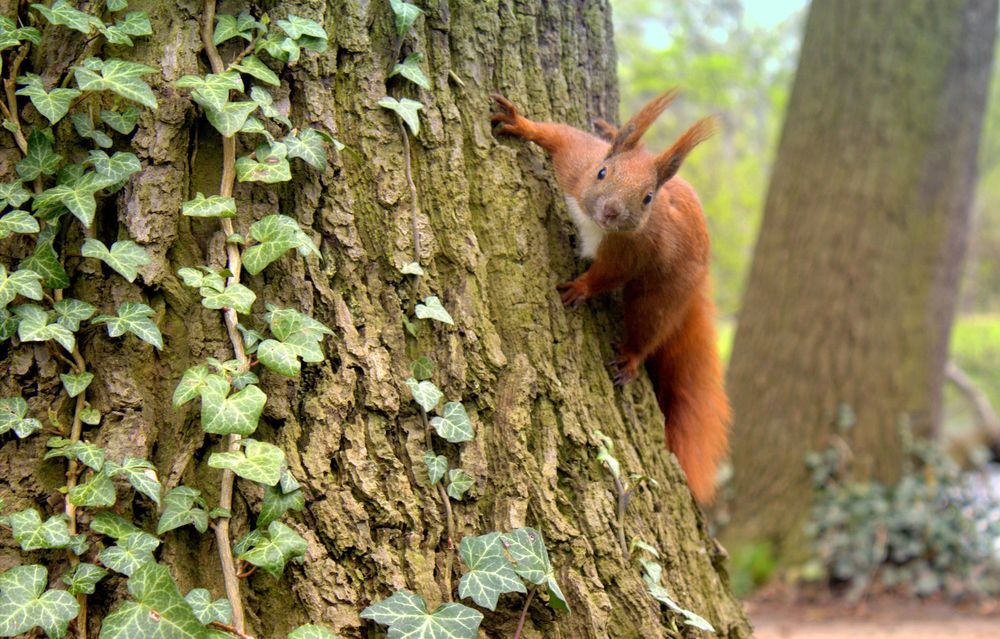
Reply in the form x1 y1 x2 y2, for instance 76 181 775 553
580 91 715 232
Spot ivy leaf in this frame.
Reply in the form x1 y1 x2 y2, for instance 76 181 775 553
288 625 340 639
184 589 232 625
182 192 236 218
248 86 290 126
81 238 150 282
16 129 62 180
243 214 317 275
213 13 253 45
458 532 526 611
258 481 305 528
86 150 141 183
53 298 96 331
208 439 285 486
0 265 44 308
157 486 208 535
231 55 279 86
33 171 110 228
430 402 475 443
71 112 113 147
390 52 430 90
594 430 621 479
177 71 243 113
411 356 433 380
106 456 161 506
263 307 331 365
89 512 143 540
15 74 80 124
400 261 424 276
31 0 96 34
378 96 422 135
68 471 116 507
0 396 41 438
641 560 715 632
5 508 71 551
0 210 39 240
200 377 267 435
502 527 568 611
98 530 159 576
361 590 482 639
99 562 206 639
92 301 163 350
207 101 257 137
62 563 107 596
0 309 17 342
79 407 101 425
20 234 69 289
74 58 158 109
177 267 225 292
258 339 300 376
15 304 75 352
100 106 140 134
173 365 212 407
275 15 326 40
415 296 454 325
109 11 151 37
405 378 442 412
0 180 30 208
236 521 307 578
44 437 105 471
0 564 79 639
283 128 328 170
106 0 128 10
422 452 447 485
388 0 423 36
235 146 292 183
59 371 94 398
446 469 473 501
200 282 256 314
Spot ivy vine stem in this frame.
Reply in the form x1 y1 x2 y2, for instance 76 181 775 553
613 475 631 560
512 586 536 639
200 0 250 632
419 408 455 600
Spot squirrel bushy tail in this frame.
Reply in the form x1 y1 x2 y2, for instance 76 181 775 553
645 289 730 503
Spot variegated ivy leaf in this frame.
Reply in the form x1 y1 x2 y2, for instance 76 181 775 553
16 129 62 181
59 371 94 398
0 180 30 208
81 238 150 282
79 406 101 425
641 560 715 632
98 11 151 46
213 13 256 45
0 309 16 341
31 0 97 34
243 214 318 275
0 18 40 51
258 480 305 528
361 590 482 639
249 86 290 125
593 430 621 479
92 301 163 349
446 469 473 501
100 106 140 134
15 304 75 352
105 456 161 506
276 15 326 40
99 562 205 639
157 486 208 535
20 234 69 289
236 520 307 578
44 437 105 471
73 58 158 109
208 439 285 486
207 101 258 137
0 564 79 639
32 170 112 228
89 511 142 540
232 55 279 86
411 356 433 380
62 563 107 596
106 0 127 10
98 530 159 576
390 52 430 90
501 527 568 611
86 150 141 183
176 266 227 292
388 0 423 36
200 282 256 314
457 532 526 611
258 339 301 376
200 375 267 435
415 295 454 325
177 70 243 112
52 298 96 331
263 306 331 365
70 112 113 148
288 625 340 639
172 365 213 407
0 264 44 308
423 452 447 485
0 396 41 438
184 588 232 625
5 508 71 551
378 96 422 136
235 143 292 184
68 470 116 507
240 115 270 138
181 192 236 218
430 402 475 443
400 261 425 276
284 128 328 170
405 377 442 412
15 74 80 124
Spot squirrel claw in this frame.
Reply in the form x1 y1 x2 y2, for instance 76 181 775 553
609 355 638 386
556 281 586 308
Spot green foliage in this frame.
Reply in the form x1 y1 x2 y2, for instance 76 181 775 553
62 563 107 596
74 58 158 109
259 478 305 527
388 0 423 36
361 590 483 639
17 129 61 180
15 304 75 351
415 295 453 325
430 402 474 443
99 562 205 639
100 106 140 134
15 74 80 124
91 301 163 349
59 371 93 397
3 508 71 551
0 396 42 438
390 52 430 90
378 96 423 135
243 214 318 274
501 527 568 611
98 531 159 576
68 470 116 507
182 193 236 218
287 625 340 639
641 559 715 632
0 564 79 639
445 469 473 501
236 521 307 577
200 376 267 435
105 457 162 505
208 439 285 485
45 437 105 470
423 452 447 485
728 541 777 597
81 239 149 282
184 588 232 625
457 533 527 610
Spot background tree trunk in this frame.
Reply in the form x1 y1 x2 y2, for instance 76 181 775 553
723 0 997 561
0 0 751 637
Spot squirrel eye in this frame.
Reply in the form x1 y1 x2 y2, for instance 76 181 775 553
643 192 653 206
597 167 607 180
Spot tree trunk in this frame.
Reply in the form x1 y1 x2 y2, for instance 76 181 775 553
724 0 997 561
0 0 750 637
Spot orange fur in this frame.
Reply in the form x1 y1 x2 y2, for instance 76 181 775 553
492 93 730 503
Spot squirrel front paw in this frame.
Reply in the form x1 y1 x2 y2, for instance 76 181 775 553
556 280 588 309
490 94 529 138
608 353 639 386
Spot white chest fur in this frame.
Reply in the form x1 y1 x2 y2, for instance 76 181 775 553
564 196 605 259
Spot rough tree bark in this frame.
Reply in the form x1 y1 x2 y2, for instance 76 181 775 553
0 0 751 637
724 0 997 561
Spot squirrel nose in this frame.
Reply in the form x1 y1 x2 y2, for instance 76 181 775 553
602 204 621 223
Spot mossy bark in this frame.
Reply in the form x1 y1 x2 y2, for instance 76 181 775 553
0 1 750 637
724 0 997 562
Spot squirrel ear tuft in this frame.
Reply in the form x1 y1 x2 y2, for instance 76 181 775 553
606 89 679 158
654 116 717 188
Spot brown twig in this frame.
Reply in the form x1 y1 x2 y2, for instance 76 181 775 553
3 44 30 154
208 620 257 639
612 475 631 560
399 119 420 263
512 587 536 639
420 409 455 600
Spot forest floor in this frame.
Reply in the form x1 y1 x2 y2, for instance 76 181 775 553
746 592 1000 638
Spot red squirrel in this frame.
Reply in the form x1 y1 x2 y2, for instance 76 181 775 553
490 91 730 503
